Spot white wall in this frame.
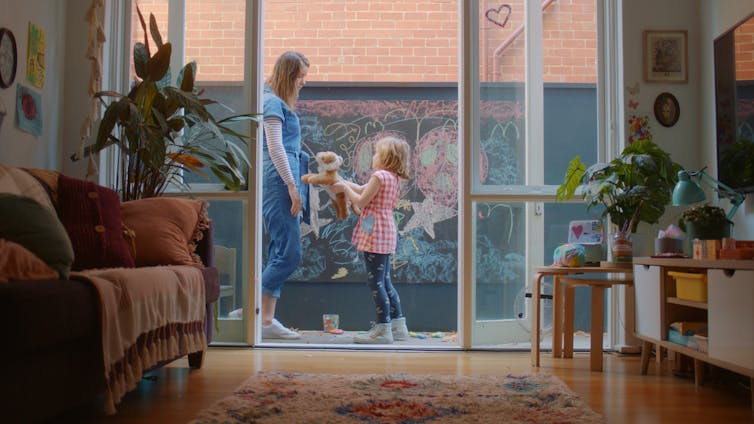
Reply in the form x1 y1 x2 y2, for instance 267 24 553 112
0 0 67 169
700 0 754 239
61 0 99 178
623 0 754 240
622 0 702 249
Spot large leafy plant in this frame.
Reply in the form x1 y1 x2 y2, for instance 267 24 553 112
77 8 257 201
557 140 682 234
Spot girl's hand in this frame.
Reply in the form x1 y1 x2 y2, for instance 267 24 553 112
287 183 302 216
330 181 346 193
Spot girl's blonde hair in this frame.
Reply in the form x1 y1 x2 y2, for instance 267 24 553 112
266 51 309 109
376 136 411 180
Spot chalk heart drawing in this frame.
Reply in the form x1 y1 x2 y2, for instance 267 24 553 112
485 4 512 28
572 224 583 240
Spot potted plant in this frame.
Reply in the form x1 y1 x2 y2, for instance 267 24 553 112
678 203 733 240
557 139 682 260
73 8 258 201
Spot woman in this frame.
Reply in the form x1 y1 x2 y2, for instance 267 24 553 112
260 51 310 339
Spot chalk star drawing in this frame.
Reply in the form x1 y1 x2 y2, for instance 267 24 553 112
301 186 333 238
400 198 457 239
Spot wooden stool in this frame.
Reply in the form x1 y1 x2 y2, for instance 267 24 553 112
560 275 633 371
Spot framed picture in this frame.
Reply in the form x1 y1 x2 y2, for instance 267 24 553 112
644 30 688 83
653 92 680 127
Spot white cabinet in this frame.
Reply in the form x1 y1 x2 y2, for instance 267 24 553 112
633 264 662 340
708 269 754 369
632 257 754 392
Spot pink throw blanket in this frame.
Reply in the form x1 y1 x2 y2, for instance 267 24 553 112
72 265 207 414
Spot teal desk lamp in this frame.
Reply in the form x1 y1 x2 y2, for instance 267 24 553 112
672 169 746 220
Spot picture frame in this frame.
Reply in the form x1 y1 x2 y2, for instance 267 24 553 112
643 30 688 83
653 92 680 127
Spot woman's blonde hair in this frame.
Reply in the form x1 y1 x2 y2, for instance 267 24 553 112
376 136 411 180
266 51 309 110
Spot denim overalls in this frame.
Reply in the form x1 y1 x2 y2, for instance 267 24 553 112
261 85 309 298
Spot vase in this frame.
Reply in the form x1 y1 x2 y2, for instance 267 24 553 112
611 231 633 263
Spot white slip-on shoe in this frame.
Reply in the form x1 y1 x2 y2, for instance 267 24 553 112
391 317 409 341
353 323 394 344
262 318 301 340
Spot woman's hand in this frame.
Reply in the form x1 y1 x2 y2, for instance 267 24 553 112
287 182 302 216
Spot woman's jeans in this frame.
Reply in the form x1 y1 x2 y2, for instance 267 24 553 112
262 161 302 299
363 252 403 324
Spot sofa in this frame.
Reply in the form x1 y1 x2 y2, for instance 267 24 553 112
0 165 220 423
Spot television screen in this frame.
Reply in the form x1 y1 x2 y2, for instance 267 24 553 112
714 14 754 193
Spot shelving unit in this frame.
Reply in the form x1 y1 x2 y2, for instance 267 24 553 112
633 257 754 409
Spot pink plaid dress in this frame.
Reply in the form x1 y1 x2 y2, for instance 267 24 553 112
352 170 399 254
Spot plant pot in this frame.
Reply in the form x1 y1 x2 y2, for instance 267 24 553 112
684 222 731 256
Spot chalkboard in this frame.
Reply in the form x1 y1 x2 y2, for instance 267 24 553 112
282 85 526 285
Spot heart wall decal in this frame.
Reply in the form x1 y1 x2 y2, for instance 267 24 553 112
485 4 512 28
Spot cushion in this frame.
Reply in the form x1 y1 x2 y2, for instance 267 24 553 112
120 197 208 267
56 174 135 271
0 193 74 279
22 167 61 207
0 239 59 282
0 164 55 211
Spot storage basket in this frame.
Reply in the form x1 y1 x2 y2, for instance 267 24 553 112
668 271 707 302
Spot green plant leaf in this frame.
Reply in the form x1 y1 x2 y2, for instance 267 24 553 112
135 6 150 58
556 156 586 201
149 12 163 49
178 61 196 92
147 43 172 82
133 43 149 79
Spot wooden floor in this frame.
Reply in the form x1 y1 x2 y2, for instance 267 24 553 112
58 347 753 424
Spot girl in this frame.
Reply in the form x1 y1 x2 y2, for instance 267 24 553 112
334 136 411 344
260 51 310 339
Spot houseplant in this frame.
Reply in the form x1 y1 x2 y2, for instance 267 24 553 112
74 8 258 201
678 203 733 240
557 139 682 260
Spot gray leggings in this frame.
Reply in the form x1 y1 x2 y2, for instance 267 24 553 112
363 251 403 324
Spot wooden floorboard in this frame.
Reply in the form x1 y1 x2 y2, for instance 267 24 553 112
56 347 753 423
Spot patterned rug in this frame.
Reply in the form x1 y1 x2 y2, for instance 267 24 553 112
190 371 604 423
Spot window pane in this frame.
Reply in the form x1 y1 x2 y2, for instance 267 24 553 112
543 0 598 185
474 201 526 321
473 200 604 348
479 0 526 187
206 198 248 344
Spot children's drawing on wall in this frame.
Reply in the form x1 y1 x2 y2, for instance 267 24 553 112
283 98 524 287
26 22 45 89
16 84 42 135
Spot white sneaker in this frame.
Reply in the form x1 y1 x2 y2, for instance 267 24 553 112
262 318 301 340
391 317 409 341
354 323 393 344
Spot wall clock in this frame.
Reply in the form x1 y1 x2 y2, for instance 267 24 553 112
0 28 18 89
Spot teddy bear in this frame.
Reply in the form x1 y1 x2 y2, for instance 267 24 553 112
301 151 358 220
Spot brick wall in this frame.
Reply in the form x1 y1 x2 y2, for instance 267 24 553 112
132 0 597 84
